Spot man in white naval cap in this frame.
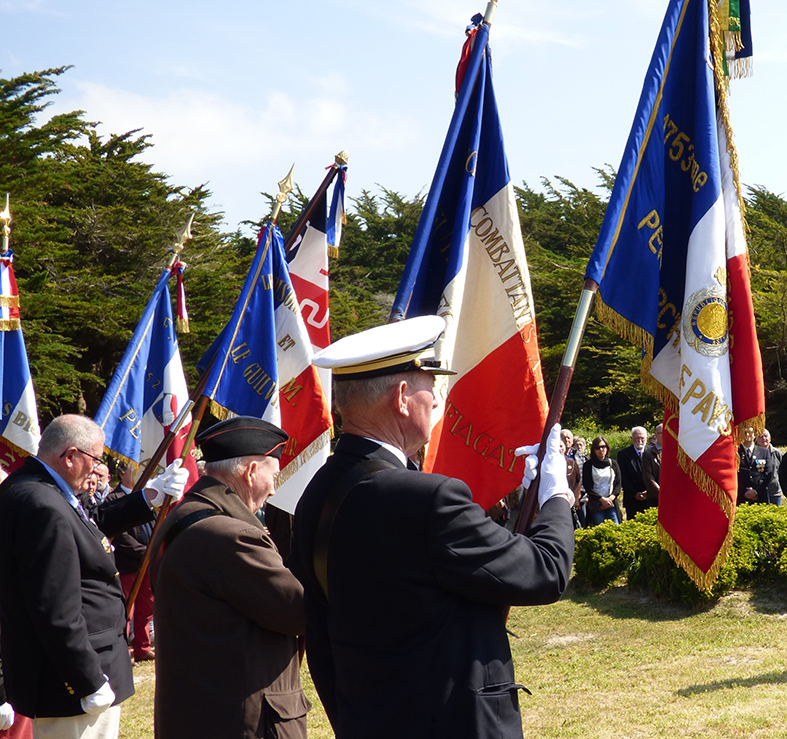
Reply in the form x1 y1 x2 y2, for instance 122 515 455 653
290 315 575 739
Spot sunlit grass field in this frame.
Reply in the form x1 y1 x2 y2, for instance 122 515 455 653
120 583 787 738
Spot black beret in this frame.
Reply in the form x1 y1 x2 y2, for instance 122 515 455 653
196 417 288 462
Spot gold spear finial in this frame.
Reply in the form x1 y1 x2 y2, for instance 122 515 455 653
1 194 11 252
271 163 295 224
335 150 349 167
173 213 195 256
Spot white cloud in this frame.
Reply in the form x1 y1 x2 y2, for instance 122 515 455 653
46 79 423 229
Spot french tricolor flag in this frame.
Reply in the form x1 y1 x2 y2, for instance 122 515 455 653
199 223 332 514
0 247 40 468
391 17 548 512
95 267 198 485
585 0 763 589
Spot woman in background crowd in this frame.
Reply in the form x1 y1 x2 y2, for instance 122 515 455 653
583 436 621 526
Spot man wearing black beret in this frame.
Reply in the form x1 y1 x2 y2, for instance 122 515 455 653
150 416 311 739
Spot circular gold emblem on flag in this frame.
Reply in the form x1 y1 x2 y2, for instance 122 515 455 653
683 287 728 357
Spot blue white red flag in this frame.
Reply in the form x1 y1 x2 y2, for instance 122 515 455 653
199 222 332 513
585 0 763 589
391 17 548 512
282 169 346 506
95 267 198 484
0 247 40 469
287 188 333 356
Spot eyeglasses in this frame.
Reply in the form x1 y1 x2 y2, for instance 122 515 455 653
60 447 104 467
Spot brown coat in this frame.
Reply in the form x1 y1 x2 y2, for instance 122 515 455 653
150 477 310 739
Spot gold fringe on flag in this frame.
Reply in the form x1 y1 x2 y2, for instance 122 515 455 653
675 445 736 514
657 518 734 592
0 295 19 309
0 318 21 331
102 446 140 474
209 400 234 422
1 435 34 460
176 317 190 334
709 1 748 227
276 426 334 487
328 245 340 259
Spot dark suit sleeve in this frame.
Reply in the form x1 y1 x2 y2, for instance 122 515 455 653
426 478 574 607
94 490 154 538
12 494 106 699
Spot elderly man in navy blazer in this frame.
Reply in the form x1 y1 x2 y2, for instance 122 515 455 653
291 316 575 739
617 426 650 520
0 414 187 739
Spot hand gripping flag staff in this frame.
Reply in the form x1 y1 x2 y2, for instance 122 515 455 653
94 214 199 487
390 1 548 513
0 194 40 471
197 166 332 515
580 0 762 590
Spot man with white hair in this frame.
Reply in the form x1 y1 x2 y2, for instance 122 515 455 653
150 416 310 739
756 428 782 506
617 426 649 520
0 414 187 739
290 316 575 739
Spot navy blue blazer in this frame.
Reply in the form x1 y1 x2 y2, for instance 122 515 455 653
0 457 153 718
290 434 574 739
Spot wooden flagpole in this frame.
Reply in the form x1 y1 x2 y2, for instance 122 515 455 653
514 278 598 535
282 150 348 255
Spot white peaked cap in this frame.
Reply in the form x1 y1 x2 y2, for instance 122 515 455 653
313 315 455 381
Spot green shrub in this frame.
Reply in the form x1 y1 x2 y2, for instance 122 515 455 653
572 503 787 605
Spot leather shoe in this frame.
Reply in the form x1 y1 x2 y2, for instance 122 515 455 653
134 649 155 662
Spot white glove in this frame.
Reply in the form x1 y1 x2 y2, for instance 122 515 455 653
515 424 574 508
0 702 14 730
80 677 115 716
146 458 189 507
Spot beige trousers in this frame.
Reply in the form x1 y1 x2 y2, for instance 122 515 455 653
32 706 121 739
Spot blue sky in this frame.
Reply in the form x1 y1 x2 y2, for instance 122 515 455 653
2 0 784 235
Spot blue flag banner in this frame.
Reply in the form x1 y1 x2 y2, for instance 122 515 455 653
198 221 332 510
198 223 281 422
585 0 719 372
95 268 185 468
0 327 40 461
391 22 501 319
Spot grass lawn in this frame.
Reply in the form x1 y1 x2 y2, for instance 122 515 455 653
120 584 787 738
